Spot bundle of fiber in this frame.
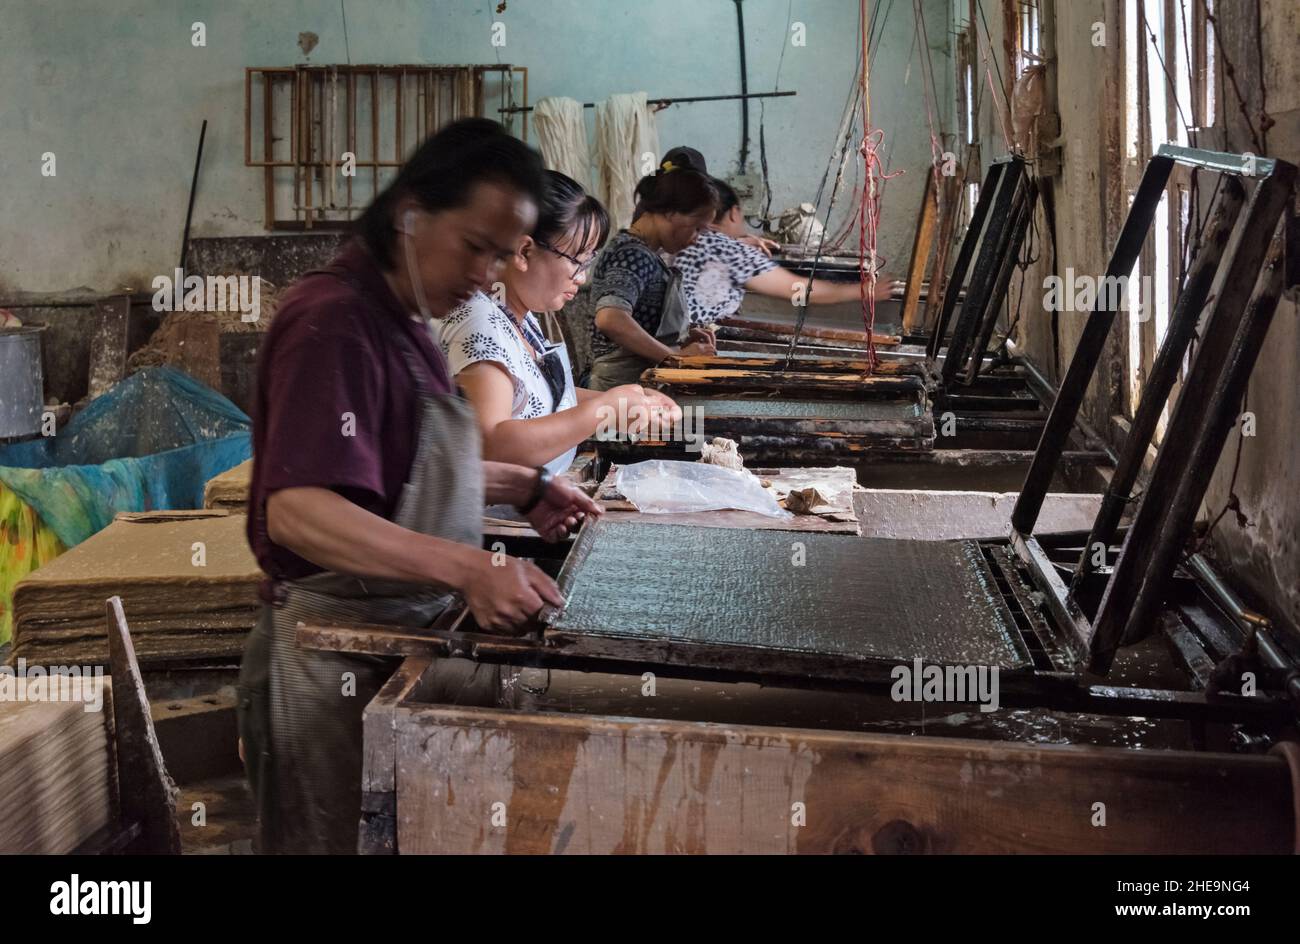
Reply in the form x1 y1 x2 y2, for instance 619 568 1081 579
533 96 591 189
203 458 252 510
594 92 659 232
11 511 259 667
0 674 113 853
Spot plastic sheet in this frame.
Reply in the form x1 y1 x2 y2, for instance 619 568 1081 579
0 367 251 551
614 460 790 518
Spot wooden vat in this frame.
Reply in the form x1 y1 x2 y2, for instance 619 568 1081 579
358 654 1294 855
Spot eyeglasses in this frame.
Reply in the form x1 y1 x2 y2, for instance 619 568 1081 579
537 240 597 276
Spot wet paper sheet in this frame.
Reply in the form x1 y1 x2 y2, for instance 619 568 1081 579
546 519 1029 671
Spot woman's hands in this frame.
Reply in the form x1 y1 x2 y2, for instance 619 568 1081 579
738 234 781 256
522 475 603 542
873 277 904 301
460 551 565 633
677 326 717 357
601 384 683 437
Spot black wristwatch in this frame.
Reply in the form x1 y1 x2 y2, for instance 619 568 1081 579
517 466 552 515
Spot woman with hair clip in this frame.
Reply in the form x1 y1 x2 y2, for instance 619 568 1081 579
585 157 720 391
437 170 682 475
236 119 601 854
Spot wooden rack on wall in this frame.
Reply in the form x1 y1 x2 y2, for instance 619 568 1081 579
244 64 528 230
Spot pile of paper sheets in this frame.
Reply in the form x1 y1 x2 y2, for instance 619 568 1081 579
203 459 252 510
0 675 113 853
12 511 260 666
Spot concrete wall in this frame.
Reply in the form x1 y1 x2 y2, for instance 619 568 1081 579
0 0 951 294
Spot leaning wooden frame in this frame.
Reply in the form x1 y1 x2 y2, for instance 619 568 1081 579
1009 144 1299 683
925 155 1040 386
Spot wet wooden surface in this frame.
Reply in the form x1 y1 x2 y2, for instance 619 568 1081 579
385 700 1293 854
716 316 900 348
658 353 922 375
643 367 926 400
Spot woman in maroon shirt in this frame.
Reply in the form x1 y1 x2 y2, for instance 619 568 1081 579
238 119 600 854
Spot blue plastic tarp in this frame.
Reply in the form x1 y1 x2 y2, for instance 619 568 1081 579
0 367 252 548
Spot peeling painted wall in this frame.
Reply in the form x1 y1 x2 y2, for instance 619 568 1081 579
1201 0 1300 632
0 0 951 294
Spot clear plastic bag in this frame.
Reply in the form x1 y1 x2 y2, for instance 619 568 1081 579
614 460 791 518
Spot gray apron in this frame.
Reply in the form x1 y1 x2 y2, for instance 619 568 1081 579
541 338 580 477
237 295 510 855
588 260 689 391
483 321 580 522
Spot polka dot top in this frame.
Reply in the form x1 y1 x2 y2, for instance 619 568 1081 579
672 228 778 325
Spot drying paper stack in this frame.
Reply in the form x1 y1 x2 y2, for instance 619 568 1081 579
0 675 113 853
204 458 252 510
11 511 260 666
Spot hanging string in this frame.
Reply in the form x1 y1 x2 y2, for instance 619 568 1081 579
972 0 1014 151
857 0 904 369
913 0 945 198
1203 3 1266 154
1140 8 1196 144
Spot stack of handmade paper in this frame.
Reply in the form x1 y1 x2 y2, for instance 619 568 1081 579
203 458 252 510
11 511 260 666
0 676 113 853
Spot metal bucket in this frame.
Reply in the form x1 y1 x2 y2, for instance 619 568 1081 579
0 325 46 439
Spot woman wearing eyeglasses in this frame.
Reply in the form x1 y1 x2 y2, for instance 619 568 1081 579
437 170 681 476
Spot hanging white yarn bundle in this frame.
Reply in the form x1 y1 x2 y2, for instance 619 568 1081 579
594 92 660 231
533 96 591 189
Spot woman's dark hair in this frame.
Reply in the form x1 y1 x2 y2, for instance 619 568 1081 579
535 170 611 254
710 177 741 221
632 164 718 221
357 117 545 267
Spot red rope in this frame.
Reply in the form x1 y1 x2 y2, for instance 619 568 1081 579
857 0 902 369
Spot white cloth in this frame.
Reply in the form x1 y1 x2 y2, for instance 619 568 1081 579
594 92 660 232
533 96 591 189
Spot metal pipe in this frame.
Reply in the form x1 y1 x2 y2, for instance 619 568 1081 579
926 161 1005 360
0 292 153 309
1186 554 1300 706
179 119 207 272
734 0 750 171
963 177 1037 384
1093 222 1293 673
942 160 1023 384
497 90 796 114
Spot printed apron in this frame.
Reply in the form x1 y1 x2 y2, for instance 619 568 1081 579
482 320 580 522
539 338 580 477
